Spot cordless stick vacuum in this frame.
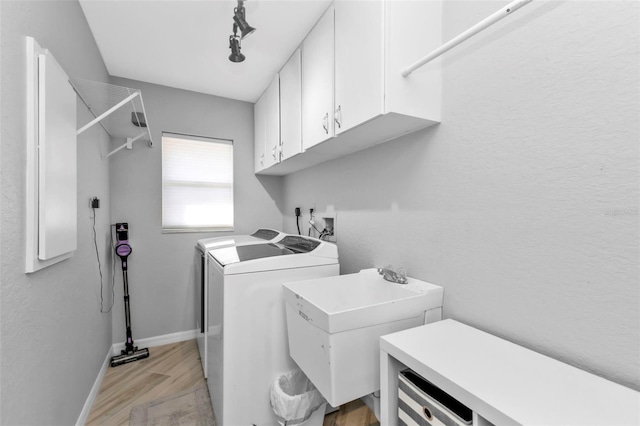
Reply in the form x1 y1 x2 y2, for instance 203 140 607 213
110 223 150 367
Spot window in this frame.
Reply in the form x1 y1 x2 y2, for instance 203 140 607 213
162 132 233 232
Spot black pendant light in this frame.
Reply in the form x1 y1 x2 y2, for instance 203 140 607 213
233 2 256 39
228 30 245 63
228 0 255 63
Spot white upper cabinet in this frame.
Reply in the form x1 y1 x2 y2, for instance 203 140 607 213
255 49 303 171
334 0 383 135
280 49 302 161
383 0 442 121
254 74 280 172
262 75 281 169
257 0 442 176
302 5 335 151
254 85 267 173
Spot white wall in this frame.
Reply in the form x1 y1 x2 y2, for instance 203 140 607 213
282 0 639 390
0 1 114 424
108 77 283 343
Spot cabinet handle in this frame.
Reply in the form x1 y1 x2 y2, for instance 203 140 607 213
422 406 433 420
322 113 329 134
334 105 342 129
260 154 264 166
272 146 277 160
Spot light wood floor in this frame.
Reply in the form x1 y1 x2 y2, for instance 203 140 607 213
86 339 377 425
86 340 205 425
323 401 379 426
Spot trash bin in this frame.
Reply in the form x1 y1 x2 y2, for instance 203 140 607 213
270 369 327 426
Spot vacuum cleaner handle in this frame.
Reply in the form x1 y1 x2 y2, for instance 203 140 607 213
115 223 132 269
115 243 132 270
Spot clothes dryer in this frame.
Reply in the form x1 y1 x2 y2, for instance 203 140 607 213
194 229 285 377
206 235 339 426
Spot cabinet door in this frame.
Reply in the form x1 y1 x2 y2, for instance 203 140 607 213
263 75 281 169
280 49 302 161
334 0 384 135
254 90 266 173
302 5 334 150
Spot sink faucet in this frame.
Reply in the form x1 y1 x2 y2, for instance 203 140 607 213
377 266 408 284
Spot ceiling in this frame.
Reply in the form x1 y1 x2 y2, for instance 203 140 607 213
79 0 332 103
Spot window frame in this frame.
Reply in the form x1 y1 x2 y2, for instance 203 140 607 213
161 131 234 234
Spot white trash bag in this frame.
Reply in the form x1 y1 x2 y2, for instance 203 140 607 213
270 369 327 426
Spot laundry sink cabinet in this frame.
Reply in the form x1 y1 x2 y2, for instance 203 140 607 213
283 269 443 408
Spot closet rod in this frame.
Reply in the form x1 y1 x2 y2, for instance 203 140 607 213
401 0 533 78
107 133 146 158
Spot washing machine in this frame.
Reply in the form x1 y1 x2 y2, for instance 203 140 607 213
194 229 286 377
206 234 339 426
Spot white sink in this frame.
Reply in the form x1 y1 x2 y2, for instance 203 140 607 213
282 268 444 408
282 268 443 334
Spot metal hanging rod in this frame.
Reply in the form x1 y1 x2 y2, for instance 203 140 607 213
107 133 146 158
76 91 139 135
401 0 533 78
70 78 154 159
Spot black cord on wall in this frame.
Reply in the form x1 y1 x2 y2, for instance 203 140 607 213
91 200 116 313
91 205 107 313
106 224 117 313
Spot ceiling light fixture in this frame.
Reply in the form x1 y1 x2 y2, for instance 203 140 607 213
228 30 245 63
228 0 255 63
233 1 256 40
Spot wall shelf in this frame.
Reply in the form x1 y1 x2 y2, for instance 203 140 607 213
69 78 153 157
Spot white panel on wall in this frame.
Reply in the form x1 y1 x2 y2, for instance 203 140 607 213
37 50 77 260
25 37 77 272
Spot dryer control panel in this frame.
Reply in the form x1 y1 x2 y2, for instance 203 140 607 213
278 235 321 253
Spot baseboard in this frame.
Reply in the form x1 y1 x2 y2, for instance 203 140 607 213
111 328 198 355
75 347 111 426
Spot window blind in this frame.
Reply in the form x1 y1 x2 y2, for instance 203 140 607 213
162 133 233 232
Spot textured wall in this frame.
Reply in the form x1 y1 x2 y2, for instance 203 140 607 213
108 77 283 343
282 0 639 390
0 1 114 424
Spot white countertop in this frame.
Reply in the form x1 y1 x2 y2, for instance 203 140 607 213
380 319 640 426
